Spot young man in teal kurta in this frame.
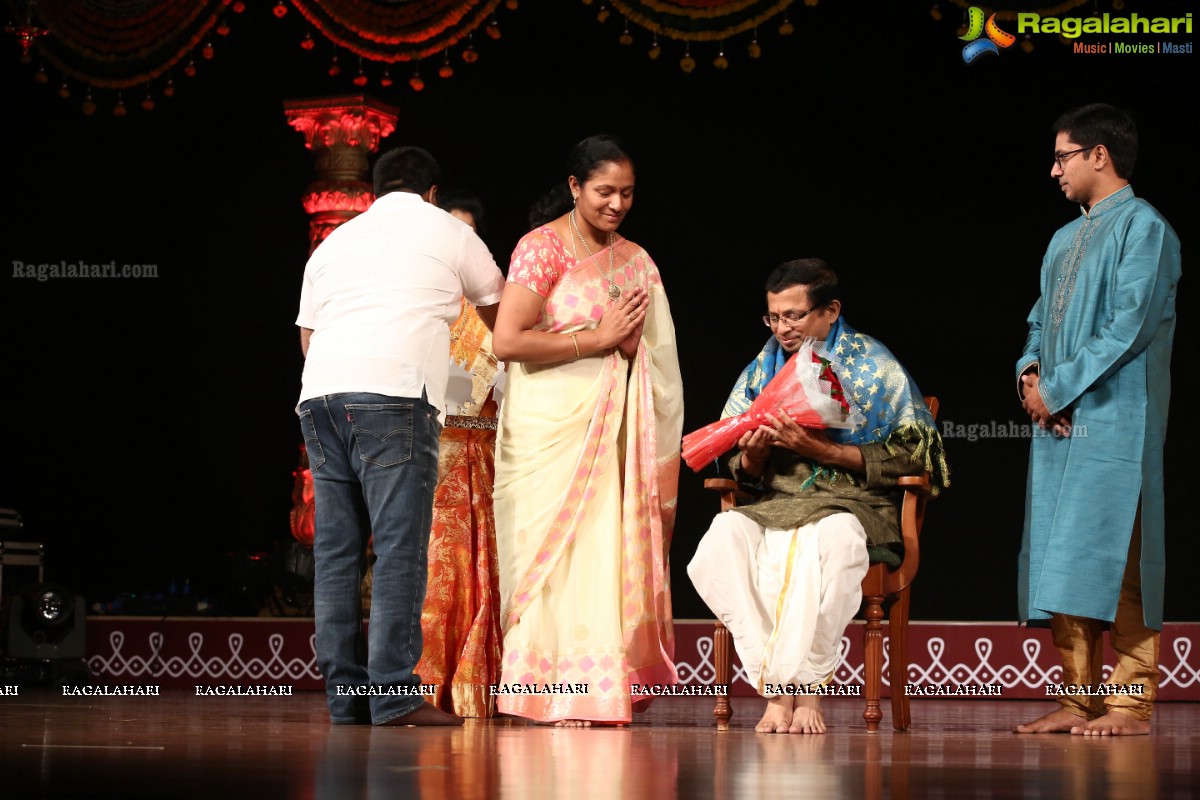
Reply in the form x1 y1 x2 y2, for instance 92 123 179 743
1014 104 1181 736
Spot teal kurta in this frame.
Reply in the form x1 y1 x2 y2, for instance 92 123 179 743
1017 185 1181 630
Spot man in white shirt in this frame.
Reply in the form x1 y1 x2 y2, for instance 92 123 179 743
296 146 505 726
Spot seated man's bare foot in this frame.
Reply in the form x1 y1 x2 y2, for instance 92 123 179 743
789 696 826 734
378 704 464 727
553 719 593 728
1072 710 1150 736
1014 706 1085 733
755 695 794 734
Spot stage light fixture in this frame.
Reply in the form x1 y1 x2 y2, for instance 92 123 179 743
7 582 86 660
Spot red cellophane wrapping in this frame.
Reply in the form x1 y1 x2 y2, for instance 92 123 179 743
680 340 861 472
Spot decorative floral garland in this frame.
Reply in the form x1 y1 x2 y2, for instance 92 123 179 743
13 0 1111 99
290 0 503 62
609 0 794 41
20 0 234 89
13 0 805 105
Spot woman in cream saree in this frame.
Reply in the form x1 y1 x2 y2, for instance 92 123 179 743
490 135 683 724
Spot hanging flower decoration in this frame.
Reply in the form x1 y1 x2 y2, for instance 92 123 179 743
599 1 799 72
19 0 235 90
7 0 829 109
712 42 728 69
608 0 794 44
290 0 504 64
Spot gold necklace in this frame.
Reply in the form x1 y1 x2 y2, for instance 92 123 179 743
570 209 619 300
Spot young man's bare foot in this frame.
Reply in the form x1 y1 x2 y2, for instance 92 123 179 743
377 704 464 727
755 695 794 733
1013 706 1086 733
789 696 826 734
1072 710 1150 736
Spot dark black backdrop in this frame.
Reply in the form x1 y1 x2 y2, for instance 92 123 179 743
0 1 1195 621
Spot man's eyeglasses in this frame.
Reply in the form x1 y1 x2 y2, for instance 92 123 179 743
763 307 820 328
1053 145 1097 170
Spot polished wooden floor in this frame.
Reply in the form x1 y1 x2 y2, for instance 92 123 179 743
2 690 1197 799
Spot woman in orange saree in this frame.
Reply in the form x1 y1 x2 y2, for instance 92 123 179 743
491 135 683 725
413 298 504 717
415 193 504 717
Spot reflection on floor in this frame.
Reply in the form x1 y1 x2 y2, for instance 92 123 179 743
1 690 1196 799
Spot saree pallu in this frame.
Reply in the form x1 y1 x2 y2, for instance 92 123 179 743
494 235 684 723
414 300 503 718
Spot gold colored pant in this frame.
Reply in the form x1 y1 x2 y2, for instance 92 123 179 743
1049 515 1159 720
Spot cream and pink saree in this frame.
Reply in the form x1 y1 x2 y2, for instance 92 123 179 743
494 227 683 723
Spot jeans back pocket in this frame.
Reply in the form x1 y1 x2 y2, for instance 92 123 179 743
298 408 326 471
346 403 414 467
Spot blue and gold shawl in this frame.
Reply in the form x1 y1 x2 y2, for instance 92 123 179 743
723 318 948 493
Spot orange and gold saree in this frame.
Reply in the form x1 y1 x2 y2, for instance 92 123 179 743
494 229 683 723
415 299 503 717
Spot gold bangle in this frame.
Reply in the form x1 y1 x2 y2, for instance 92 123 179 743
569 332 580 358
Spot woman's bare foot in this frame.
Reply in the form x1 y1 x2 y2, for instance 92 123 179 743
553 719 593 728
1014 706 1085 733
1073 710 1150 736
789 696 826 734
756 695 795 733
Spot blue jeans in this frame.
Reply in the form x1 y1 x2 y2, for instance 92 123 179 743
299 392 441 724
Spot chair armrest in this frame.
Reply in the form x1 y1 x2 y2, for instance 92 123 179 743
897 474 932 497
703 478 754 512
887 472 932 593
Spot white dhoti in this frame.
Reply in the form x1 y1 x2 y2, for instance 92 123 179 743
687 511 869 694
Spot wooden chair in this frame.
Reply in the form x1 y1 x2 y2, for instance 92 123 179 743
705 397 938 733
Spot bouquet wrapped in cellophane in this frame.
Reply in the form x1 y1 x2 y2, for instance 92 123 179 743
681 339 864 472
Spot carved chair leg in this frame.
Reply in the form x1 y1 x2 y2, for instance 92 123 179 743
713 621 733 731
888 586 912 731
862 594 885 733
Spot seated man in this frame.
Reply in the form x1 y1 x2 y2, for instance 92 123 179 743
687 258 948 734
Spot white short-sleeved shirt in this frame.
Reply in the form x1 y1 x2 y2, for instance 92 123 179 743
296 191 505 421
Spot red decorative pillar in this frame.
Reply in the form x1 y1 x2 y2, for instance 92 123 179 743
283 95 399 253
282 97 399 606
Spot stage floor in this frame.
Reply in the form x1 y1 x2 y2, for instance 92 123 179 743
1 691 1196 798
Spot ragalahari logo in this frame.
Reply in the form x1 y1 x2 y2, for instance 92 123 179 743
959 6 1016 62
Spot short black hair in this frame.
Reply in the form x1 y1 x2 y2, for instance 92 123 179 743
373 146 441 197
1053 103 1138 179
439 189 486 235
765 258 840 309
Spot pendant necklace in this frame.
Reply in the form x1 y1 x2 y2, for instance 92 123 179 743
571 209 619 300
